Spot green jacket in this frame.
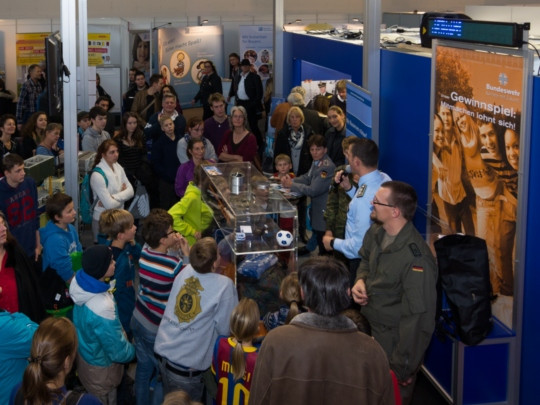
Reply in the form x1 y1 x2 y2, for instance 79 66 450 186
323 165 356 238
168 182 213 246
356 221 437 381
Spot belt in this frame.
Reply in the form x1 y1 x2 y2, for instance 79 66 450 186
155 354 204 377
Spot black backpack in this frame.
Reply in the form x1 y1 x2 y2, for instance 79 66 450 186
434 234 494 345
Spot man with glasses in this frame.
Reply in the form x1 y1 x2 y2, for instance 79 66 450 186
352 181 437 405
322 137 390 285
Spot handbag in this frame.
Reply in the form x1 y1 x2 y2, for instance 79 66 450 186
128 180 150 219
39 267 74 312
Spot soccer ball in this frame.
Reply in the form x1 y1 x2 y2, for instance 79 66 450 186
276 230 293 247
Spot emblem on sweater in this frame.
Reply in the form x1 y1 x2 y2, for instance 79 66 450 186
175 276 204 323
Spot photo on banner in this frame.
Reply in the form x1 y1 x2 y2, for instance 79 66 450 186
157 26 224 108
131 31 151 80
430 44 525 328
239 25 273 81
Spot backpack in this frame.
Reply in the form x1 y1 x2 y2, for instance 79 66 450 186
80 167 107 224
434 234 494 346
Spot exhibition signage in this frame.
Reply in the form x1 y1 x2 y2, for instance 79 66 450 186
430 42 530 328
239 25 273 80
345 82 372 139
157 25 224 108
16 33 49 66
88 33 111 66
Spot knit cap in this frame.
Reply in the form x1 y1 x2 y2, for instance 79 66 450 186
82 245 112 280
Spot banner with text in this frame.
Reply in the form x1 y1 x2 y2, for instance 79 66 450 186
431 44 525 328
239 25 273 80
157 26 224 108
88 33 111 66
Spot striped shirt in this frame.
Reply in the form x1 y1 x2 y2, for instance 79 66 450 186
133 245 184 333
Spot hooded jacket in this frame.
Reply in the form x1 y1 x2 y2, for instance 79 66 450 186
168 182 213 246
70 270 134 367
40 221 82 281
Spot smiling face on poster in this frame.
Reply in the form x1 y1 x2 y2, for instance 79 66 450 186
171 50 190 79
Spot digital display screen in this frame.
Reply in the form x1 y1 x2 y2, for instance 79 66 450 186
428 19 522 47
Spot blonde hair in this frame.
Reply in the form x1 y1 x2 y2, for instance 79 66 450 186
99 209 134 239
159 114 174 128
230 298 260 380
287 106 305 125
21 317 78 405
280 272 302 324
162 390 203 405
274 154 291 165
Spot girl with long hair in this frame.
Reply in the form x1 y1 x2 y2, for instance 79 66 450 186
263 272 302 330
21 111 47 158
10 317 100 404
90 140 133 242
212 298 260 405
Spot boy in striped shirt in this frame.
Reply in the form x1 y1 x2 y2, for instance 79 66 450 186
130 208 190 405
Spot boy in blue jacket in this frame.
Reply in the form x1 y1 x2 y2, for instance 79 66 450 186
70 245 135 404
99 208 141 339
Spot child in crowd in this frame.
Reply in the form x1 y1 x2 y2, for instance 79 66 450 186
272 153 294 180
212 298 260 405
162 390 203 405
263 272 302 331
40 192 83 283
154 237 238 402
152 115 181 210
69 245 135 404
169 164 213 246
131 208 190 405
99 209 141 338
281 135 335 255
77 110 91 145
9 317 101 405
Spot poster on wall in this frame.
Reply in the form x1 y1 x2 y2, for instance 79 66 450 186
16 33 49 92
345 82 372 139
239 25 273 80
430 44 526 328
157 25 224 108
131 31 151 80
88 33 111 66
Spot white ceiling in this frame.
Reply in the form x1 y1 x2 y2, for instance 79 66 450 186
2 0 538 20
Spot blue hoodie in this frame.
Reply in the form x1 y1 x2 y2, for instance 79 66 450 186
0 312 38 404
40 220 82 281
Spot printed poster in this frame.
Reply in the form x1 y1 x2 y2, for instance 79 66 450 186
16 33 48 66
430 45 525 328
88 33 111 66
239 25 273 80
157 26 224 108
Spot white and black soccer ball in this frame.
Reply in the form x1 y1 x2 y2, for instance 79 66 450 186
276 230 293 247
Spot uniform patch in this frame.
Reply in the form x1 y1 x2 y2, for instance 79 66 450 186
321 171 328 178
409 243 422 257
356 184 367 198
412 265 424 272
175 276 204 323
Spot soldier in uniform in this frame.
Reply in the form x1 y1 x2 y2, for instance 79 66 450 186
281 134 335 255
352 181 437 405
323 137 391 285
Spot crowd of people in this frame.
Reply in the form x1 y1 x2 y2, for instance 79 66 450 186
0 59 439 405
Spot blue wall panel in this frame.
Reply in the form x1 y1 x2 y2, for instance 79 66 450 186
520 76 540 405
379 50 432 231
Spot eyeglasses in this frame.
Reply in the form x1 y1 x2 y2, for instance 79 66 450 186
372 198 395 208
165 230 178 237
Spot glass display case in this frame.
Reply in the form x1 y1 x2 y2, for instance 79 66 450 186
201 162 298 283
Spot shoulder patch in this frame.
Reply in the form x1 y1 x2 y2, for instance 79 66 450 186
409 243 422 257
320 171 328 178
356 184 367 198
